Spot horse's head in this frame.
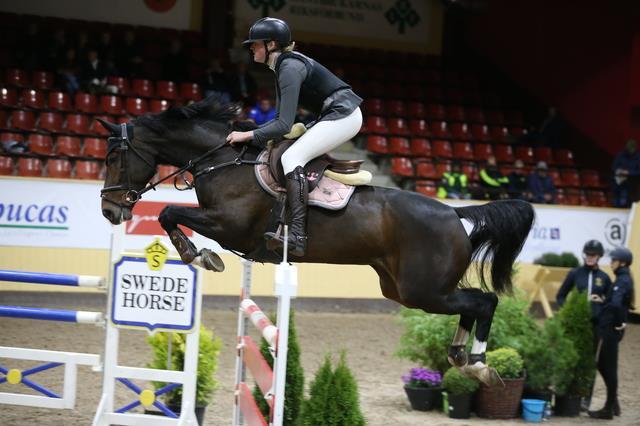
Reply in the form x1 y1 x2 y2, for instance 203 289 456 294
98 118 157 224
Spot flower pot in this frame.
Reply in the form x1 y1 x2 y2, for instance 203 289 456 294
445 392 472 419
475 377 525 419
554 394 581 417
404 385 442 411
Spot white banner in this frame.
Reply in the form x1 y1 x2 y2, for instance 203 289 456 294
234 0 443 53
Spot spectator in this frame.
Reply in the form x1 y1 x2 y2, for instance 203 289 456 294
202 58 231 102
56 47 80 94
612 138 640 208
507 159 532 200
247 98 276 125
229 62 257 106
79 48 110 93
437 161 470 199
477 155 508 200
115 30 143 78
161 40 188 82
528 161 556 203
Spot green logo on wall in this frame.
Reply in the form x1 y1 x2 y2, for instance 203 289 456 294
385 0 421 34
248 0 286 17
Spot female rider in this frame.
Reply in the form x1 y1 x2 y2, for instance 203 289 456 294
226 17 363 257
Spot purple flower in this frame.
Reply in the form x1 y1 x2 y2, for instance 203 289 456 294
402 367 442 388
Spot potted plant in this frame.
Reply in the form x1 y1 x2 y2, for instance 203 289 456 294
147 325 222 425
401 367 443 411
553 289 595 416
475 347 525 419
442 367 479 419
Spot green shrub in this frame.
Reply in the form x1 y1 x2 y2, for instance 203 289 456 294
253 309 304 425
555 289 595 396
534 252 579 267
301 352 365 426
487 291 539 354
485 348 523 379
442 367 479 395
146 325 222 406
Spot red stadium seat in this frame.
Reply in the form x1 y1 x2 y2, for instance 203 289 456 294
407 102 427 119
554 149 575 166
450 123 472 141
587 190 608 207
473 143 494 162
547 168 562 187
435 160 452 176
494 144 514 163
560 169 580 187
364 116 387 134
452 142 473 160
179 82 202 101
55 135 82 157
156 80 178 100
470 124 491 142
65 114 90 134
1 132 24 144
510 126 527 137
390 157 414 177
130 79 154 97
83 137 107 159
385 100 406 117
366 135 388 155
388 137 411 155
429 121 450 139
17 157 43 177
409 119 430 137
555 188 566 205
432 140 453 159
6 68 29 87
462 162 479 181
465 107 485 123
364 98 384 115
100 96 123 115
565 189 588 206
31 71 54 90
415 180 437 197
89 115 111 136
46 158 72 178
125 97 149 116
11 110 36 131
581 170 604 188
39 111 64 133
75 160 101 180
107 76 129 95
427 104 446 120
0 110 6 129
410 138 431 157
48 91 73 112
1 87 18 107
74 92 98 114
21 89 46 109
446 105 465 121
534 147 553 164
27 133 53 155
490 126 509 143
515 145 535 164
150 99 171 113
415 160 438 179
0 155 14 175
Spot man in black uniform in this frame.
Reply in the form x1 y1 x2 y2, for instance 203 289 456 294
588 247 634 420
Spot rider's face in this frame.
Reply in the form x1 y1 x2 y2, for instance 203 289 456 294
250 41 266 63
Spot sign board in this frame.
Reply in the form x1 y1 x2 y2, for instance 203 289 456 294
111 239 198 332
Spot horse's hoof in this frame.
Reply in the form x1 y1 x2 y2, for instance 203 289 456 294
448 346 468 367
197 248 225 272
462 364 504 388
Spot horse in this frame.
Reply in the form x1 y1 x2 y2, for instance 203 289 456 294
98 97 534 385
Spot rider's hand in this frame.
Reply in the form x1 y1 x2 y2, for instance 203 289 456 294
590 294 604 303
226 131 253 145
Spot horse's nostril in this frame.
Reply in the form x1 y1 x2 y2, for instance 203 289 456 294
102 209 114 222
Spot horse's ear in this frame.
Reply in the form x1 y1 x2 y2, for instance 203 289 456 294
96 118 120 135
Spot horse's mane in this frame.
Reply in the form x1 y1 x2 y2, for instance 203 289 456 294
134 95 239 136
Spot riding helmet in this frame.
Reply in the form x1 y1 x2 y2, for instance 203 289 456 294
609 247 633 265
243 17 291 46
583 239 604 256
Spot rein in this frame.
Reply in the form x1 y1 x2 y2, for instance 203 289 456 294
100 123 266 206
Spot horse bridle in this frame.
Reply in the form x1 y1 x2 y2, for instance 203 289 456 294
100 123 266 208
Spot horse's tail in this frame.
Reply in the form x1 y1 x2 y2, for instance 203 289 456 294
454 199 534 294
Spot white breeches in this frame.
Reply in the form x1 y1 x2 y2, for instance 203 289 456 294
281 107 362 174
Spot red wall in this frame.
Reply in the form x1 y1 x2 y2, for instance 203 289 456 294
461 0 640 156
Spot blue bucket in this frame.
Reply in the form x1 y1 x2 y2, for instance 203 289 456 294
522 399 546 423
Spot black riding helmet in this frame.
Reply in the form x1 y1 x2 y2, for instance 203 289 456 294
583 239 604 256
610 247 633 266
243 17 291 47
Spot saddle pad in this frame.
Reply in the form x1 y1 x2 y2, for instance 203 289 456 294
254 150 356 211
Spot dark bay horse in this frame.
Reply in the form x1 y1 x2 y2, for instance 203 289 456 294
98 97 534 385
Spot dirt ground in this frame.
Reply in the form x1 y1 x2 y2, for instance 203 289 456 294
1 304 639 426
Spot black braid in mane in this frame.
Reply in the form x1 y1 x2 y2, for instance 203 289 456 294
134 95 239 136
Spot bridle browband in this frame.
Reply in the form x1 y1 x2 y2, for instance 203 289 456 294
100 123 266 208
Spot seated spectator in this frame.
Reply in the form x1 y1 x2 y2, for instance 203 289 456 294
79 48 115 94
162 40 188 82
507 159 532 200
528 161 556 204
437 161 470 199
56 47 80 94
612 138 640 208
229 62 257 106
247 99 276 125
477 155 508 200
203 58 231 102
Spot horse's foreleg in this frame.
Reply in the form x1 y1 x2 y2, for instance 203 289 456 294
158 205 225 272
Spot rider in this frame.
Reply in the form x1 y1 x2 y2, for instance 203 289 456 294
226 17 363 257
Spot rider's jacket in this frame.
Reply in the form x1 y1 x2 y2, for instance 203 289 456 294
556 265 612 320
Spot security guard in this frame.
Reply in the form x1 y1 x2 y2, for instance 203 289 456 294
437 161 470 199
588 247 634 420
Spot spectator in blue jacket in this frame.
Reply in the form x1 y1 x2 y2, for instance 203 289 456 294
612 139 640 207
528 161 556 203
247 98 276 125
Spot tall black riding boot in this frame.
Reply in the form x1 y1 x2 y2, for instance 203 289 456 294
264 166 308 256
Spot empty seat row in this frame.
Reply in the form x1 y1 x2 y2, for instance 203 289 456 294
1 132 106 158
2 110 133 134
0 156 103 179
363 119 527 142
